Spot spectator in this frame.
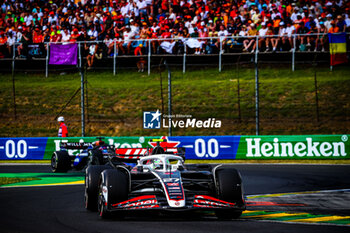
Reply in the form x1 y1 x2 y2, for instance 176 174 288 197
336 15 347 32
85 42 98 69
50 26 61 42
70 28 80 42
198 22 208 54
0 31 7 58
243 23 257 53
17 26 32 57
318 22 327 52
257 22 270 52
328 20 340 33
308 22 319 51
285 21 296 51
6 29 16 56
61 27 71 42
32 26 43 43
119 26 134 54
135 44 145 72
0 0 349 58
137 0 148 16
296 22 309 51
104 34 115 56
324 14 333 31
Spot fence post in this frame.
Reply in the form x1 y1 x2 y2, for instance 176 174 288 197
78 42 82 68
292 35 296 71
183 42 186 74
314 71 320 122
148 39 151 75
45 42 49 78
236 56 242 122
12 43 15 77
219 39 222 72
113 41 116 76
255 36 259 63
255 35 259 135
164 60 172 136
80 62 85 137
12 43 16 120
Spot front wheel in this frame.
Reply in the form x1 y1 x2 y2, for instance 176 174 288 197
214 167 244 220
98 169 129 219
85 165 111 211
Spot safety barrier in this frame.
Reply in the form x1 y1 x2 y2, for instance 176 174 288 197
0 135 349 160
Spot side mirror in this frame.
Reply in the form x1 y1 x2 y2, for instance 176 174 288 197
137 166 143 172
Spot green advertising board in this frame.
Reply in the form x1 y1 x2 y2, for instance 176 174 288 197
235 135 349 160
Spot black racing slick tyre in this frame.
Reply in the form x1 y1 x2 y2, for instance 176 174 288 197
98 169 129 219
85 165 111 211
214 168 244 220
51 151 71 173
88 149 104 165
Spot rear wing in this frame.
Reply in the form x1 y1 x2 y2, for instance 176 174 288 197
60 142 92 150
114 147 186 162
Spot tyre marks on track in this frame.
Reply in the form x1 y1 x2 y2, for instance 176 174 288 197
244 189 350 226
242 210 350 226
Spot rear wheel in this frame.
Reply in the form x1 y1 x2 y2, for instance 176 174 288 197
214 168 244 220
85 165 111 211
51 151 71 173
98 169 129 219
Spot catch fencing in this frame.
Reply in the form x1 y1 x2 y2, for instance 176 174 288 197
0 33 349 137
0 33 349 75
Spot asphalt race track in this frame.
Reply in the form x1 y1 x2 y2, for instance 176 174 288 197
1 164 350 233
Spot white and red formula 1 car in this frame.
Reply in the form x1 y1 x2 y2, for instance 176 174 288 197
84 139 246 219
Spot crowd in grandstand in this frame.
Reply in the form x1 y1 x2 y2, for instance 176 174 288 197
0 0 349 60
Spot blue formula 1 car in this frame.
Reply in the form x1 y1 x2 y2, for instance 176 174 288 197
51 138 114 173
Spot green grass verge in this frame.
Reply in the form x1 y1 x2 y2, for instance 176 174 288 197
0 160 50 164
0 177 40 186
0 66 349 136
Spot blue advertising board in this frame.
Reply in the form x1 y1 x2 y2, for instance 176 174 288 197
0 138 47 160
168 136 241 160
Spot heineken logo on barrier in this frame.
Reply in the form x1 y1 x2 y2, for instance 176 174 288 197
245 136 348 158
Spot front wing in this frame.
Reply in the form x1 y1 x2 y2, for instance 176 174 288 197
109 195 245 211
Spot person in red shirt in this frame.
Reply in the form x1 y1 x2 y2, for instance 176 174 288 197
70 28 80 42
32 26 43 43
0 31 7 58
50 26 62 42
134 44 145 72
57 116 68 137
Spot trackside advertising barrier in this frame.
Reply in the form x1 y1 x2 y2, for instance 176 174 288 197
0 135 349 160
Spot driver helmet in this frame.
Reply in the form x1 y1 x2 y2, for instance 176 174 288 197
152 159 163 170
92 140 105 147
